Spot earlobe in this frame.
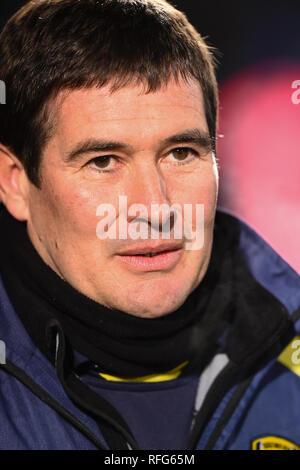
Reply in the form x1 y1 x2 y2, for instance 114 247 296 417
0 145 30 221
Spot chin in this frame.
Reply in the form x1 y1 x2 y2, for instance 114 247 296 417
119 287 191 319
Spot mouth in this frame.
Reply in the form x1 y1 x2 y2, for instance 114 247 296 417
116 243 183 271
135 252 165 257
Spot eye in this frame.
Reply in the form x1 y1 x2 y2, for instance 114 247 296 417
166 147 198 164
88 155 117 171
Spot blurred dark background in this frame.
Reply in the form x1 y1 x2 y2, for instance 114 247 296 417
1 0 300 272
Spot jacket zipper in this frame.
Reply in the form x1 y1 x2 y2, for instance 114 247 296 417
203 373 254 449
187 360 242 450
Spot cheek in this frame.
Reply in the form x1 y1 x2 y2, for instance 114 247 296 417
178 171 217 244
170 168 217 211
35 178 102 241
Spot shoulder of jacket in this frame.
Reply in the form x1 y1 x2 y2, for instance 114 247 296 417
215 208 300 315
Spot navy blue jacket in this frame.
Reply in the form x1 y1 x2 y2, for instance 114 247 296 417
0 210 300 450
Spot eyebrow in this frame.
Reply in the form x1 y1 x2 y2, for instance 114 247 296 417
63 139 133 163
63 128 213 163
161 129 213 152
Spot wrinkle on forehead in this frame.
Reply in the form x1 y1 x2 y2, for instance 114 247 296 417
55 77 204 120
44 75 204 139
45 77 208 158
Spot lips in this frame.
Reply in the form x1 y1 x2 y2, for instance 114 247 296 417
116 242 183 271
117 241 183 257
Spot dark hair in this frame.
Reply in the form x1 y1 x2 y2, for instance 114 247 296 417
0 0 218 187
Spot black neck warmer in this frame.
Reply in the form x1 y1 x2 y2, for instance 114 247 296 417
0 206 238 377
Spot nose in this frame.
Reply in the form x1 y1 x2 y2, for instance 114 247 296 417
125 161 174 231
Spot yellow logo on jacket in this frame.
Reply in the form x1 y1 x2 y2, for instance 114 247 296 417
277 335 300 377
251 436 300 450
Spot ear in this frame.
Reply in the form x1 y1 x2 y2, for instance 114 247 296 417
0 145 30 221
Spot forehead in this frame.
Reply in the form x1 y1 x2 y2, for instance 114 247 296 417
51 78 208 148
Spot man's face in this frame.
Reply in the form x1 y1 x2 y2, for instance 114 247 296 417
25 78 218 318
